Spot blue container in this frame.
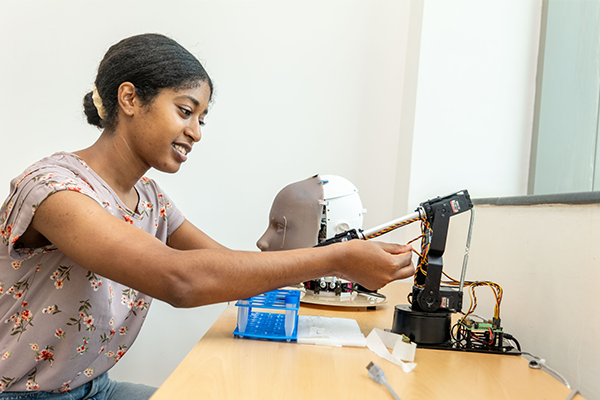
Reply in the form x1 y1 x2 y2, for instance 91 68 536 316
233 289 301 342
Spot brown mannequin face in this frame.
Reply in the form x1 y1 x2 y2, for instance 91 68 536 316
256 176 323 251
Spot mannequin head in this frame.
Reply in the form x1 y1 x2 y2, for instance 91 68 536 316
318 174 365 242
257 174 366 252
258 175 376 302
256 175 323 251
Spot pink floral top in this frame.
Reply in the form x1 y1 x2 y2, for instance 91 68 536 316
0 152 185 392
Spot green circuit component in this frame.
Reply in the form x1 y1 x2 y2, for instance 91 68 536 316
461 319 502 332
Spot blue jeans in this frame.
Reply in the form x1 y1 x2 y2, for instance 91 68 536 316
0 373 156 400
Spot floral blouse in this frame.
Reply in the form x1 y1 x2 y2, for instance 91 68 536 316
0 152 184 392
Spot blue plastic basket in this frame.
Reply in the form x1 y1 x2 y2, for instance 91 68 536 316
233 289 301 342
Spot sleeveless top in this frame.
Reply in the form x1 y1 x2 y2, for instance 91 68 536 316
0 152 185 392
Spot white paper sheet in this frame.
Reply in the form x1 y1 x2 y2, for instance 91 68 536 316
297 315 367 347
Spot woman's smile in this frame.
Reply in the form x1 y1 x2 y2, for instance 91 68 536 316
172 143 189 162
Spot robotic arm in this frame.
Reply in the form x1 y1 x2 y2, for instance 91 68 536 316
411 190 473 313
316 189 473 314
315 189 519 354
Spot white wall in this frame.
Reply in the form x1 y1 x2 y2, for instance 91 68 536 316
0 0 414 387
440 204 600 399
1 0 554 393
407 0 542 209
0 0 413 249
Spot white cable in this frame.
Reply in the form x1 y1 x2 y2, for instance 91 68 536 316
367 362 401 400
538 359 571 389
528 358 571 389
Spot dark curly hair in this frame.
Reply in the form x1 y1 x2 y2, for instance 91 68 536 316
83 33 213 130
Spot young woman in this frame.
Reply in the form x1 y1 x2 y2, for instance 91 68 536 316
0 33 414 399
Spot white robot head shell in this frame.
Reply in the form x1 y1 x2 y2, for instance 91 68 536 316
318 175 366 243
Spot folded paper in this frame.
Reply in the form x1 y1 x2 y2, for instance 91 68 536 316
366 328 417 372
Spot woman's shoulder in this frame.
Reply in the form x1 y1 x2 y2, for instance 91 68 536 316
7 152 103 196
14 152 91 179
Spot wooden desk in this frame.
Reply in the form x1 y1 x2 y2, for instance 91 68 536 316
151 281 583 400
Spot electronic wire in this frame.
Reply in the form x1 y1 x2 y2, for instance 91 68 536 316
403 215 509 353
366 362 401 400
526 356 572 390
365 217 422 240
369 211 509 351
404 216 503 323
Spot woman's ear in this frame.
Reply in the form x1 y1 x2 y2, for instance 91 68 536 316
117 82 137 117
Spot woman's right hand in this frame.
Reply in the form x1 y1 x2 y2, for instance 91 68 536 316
328 239 415 291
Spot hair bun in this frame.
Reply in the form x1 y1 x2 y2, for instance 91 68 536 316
83 91 103 128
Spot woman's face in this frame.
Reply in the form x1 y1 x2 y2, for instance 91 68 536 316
256 178 323 251
125 81 211 174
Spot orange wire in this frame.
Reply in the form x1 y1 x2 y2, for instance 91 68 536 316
405 217 503 320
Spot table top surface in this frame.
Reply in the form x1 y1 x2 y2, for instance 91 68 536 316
151 281 583 400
